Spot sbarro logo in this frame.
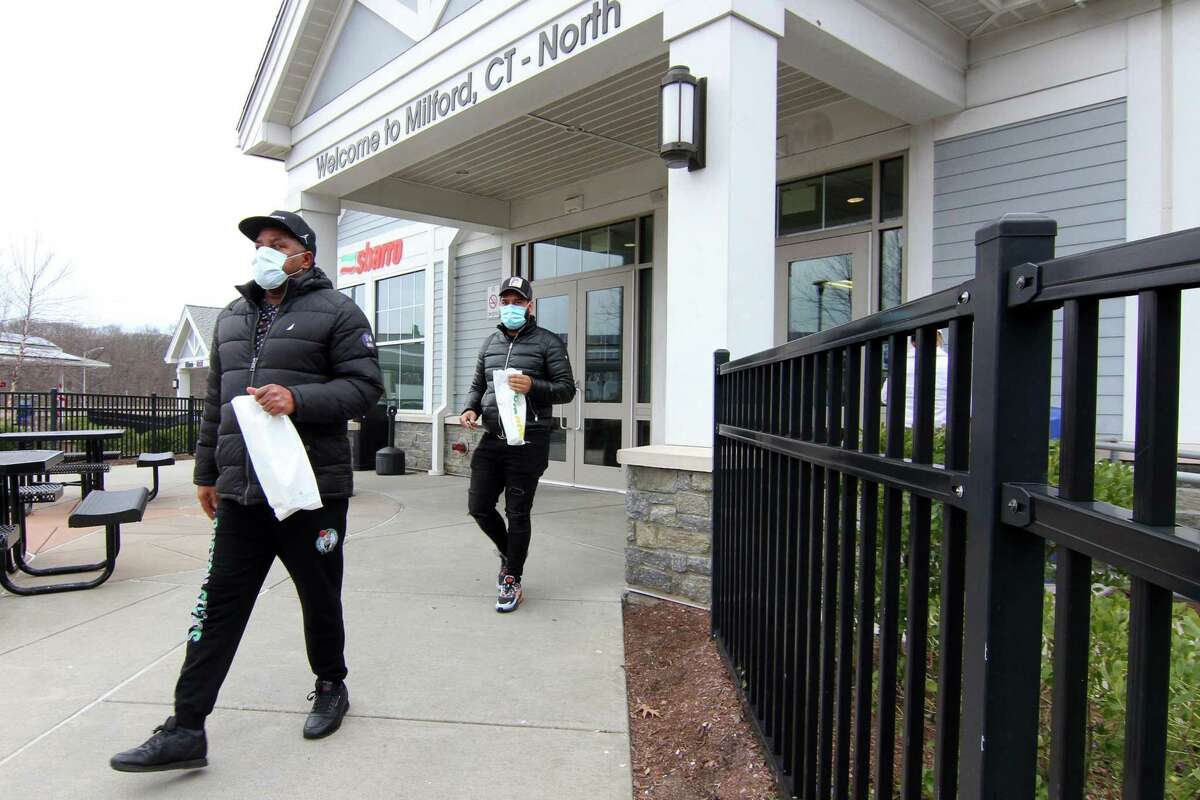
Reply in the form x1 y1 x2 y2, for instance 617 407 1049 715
339 238 404 275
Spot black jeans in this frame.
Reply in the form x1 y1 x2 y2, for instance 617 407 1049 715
173 498 349 729
467 428 550 581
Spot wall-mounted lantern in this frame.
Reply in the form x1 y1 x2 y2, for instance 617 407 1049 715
659 65 706 171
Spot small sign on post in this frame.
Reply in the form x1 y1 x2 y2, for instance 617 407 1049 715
486 285 500 318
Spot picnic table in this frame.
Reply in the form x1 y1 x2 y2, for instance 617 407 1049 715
0 447 150 596
0 449 63 580
0 429 125 495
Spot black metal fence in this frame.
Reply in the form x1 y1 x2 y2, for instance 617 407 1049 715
711 215 1200 799
0 390 202 458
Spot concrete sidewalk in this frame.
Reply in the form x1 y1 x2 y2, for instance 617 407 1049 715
0 462 633 799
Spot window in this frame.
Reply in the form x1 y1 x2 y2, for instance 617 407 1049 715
880 229 903 311
638 215 654 265
637 267 652 404
778 165 874 236
375 271 426 410
880 157 904 221
779 157 907 314
339 284 367 318
529 219 639 279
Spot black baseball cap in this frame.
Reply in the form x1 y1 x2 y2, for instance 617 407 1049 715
499 275 533 300
238 210 318 257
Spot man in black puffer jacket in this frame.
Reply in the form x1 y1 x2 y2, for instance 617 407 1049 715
111 211 382 774
461 276 575 613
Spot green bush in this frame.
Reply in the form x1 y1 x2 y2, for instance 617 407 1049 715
866 427 1198 797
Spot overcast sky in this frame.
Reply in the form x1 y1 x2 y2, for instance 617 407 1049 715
0 2 288 332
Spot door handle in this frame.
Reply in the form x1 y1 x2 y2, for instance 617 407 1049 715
575 399 583 432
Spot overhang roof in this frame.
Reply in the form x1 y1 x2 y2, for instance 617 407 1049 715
0 333 111 369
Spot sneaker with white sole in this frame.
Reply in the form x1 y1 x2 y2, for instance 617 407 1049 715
496 575 523 613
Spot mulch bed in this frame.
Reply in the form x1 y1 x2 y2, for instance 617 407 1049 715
623 598 782 799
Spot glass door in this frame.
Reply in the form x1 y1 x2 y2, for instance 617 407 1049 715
574 272 634 489
775 233 871 343
534 286 577 485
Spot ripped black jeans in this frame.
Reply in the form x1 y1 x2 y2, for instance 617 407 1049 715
467 428 550 582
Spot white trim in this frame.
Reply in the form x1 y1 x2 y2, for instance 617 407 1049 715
424 252 435 412
932 69 1126 142
359 0 429 38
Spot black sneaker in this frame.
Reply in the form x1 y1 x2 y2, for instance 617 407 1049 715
109 717 208 773
496 575 523 613
304 680 350 739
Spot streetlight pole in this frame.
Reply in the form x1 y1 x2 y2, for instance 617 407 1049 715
82 346 104 393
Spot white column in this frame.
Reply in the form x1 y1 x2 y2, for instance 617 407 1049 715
662 2 782 448
906 121 935 300
1122 5 1200 447
176 365 191 398
291 192 341 278
1170 1 1200 447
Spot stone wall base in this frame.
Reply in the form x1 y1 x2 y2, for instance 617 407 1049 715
624 464 713 605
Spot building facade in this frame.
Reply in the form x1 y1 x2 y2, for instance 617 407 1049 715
239 0 1200 600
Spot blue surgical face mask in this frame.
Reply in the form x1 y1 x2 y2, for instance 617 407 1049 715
499 303 527 330
251 247 307 290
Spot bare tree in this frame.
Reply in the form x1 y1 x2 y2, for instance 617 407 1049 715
2 234 74 391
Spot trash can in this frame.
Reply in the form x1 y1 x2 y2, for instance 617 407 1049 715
351 403 389 471
376 405 405 476
16 402 30 428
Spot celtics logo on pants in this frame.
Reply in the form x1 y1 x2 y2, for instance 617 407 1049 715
316 528 339 555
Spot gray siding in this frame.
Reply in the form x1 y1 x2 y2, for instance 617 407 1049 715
933 100 1127 436
337 210 412 247
433 260 445 407
453 247 503 413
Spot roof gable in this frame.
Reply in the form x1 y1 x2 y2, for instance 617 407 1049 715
239 0 493 155
165 305 222 364
304 3 418 119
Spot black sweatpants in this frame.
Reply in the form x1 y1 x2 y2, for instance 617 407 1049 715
468 428 550 581
174 498 349 729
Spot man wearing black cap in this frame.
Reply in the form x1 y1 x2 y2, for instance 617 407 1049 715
110 211 383 772
461 276 576 612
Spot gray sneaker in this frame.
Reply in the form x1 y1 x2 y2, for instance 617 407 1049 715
496 575 523 613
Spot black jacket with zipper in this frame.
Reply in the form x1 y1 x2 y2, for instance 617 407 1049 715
194 267 384 504
463 316 576 436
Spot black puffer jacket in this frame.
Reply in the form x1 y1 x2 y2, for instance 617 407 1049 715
194 267 384 504
463 317 576 435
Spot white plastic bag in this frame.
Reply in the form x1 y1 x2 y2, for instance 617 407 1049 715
231 394 323 520
493 368 527 446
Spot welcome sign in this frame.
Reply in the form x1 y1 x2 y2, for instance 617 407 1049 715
314 0 625 181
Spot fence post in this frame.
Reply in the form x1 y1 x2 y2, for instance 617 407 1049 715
150 392 159 453
958 214 1057 800
711 349 730 638
187 397 198 454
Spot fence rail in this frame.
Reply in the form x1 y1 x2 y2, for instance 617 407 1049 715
0 390 201 458
711 214 1200 800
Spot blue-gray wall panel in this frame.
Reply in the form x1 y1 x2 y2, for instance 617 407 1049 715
452 248 503 413
933 100 1128 437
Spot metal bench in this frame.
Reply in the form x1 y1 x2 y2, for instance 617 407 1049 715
0 487 149 596
18 483 64 504
137 452 175 501
43 462 112 497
